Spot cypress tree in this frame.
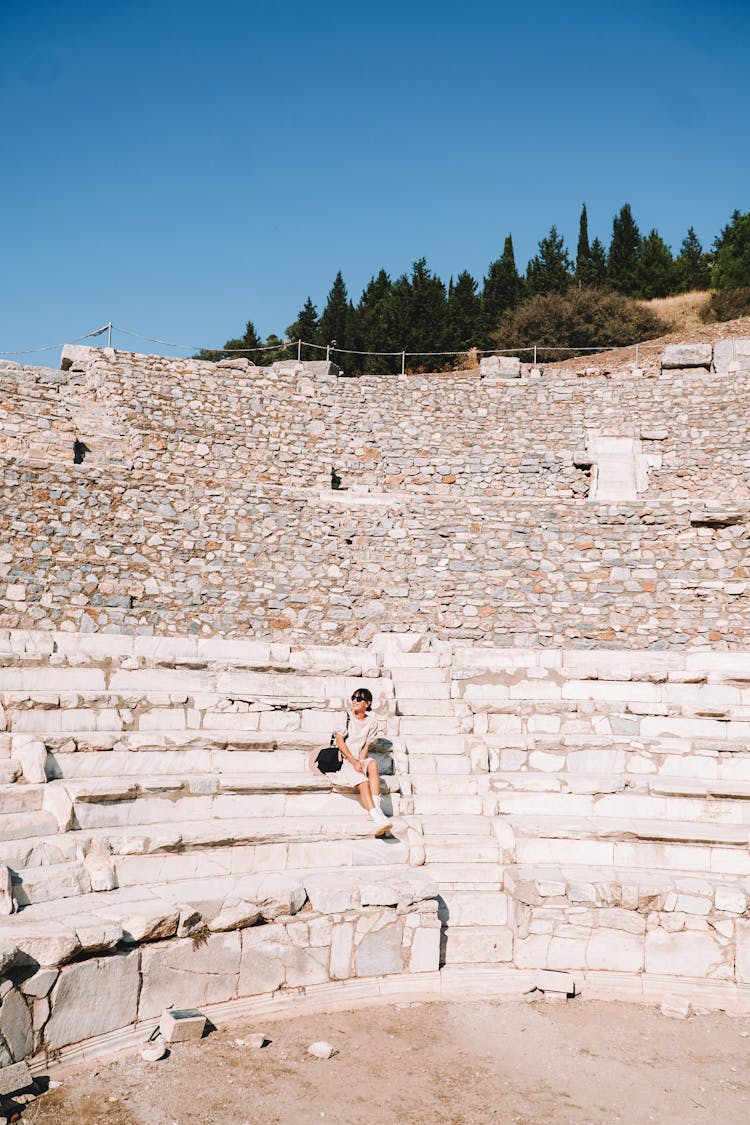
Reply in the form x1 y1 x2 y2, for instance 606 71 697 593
319 271 351 354
575 204 596 287
608 204 641 295
481 235 524 343
675 228 711 292
526 226 572 296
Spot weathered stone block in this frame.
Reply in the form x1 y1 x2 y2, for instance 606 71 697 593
480 355 522 379
46 952 140 1050
714 338 750 376
660 342 712 369
644 929 729 979
355 921 403 977
139 934 241 1019
239 926 286 996
0 987 33 1062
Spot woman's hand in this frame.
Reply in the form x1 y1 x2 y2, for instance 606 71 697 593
354 759 366 773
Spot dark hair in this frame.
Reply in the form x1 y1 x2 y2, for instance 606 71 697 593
351 688 373 711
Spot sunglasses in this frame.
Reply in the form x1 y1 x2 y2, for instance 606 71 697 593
352 693 370 702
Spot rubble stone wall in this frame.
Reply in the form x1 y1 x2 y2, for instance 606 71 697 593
1 465 748 647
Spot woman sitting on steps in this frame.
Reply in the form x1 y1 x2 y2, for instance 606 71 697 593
333 688 393 836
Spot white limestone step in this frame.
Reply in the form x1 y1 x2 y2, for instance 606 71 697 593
0 784 45 815
503 862 750 913
440 925 513 966
411 794 486 816
506 814 750 875
409 775 490 796
406 754 472 776
436 889 509 928
424 862 503 890
402 735 467 756
0 810 58 843
71 789 407 830
423 841 502 864
494 787 750 823
2 863 429 963
12 859 91 908
0 761 20 785
114 835 410 888
419 815 494 838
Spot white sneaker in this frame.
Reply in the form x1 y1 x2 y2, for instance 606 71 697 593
369 807 393 836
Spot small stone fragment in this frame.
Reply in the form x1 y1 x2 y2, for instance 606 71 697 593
660 997 691 1020
141 1034 168 1061
308 1040 336 1059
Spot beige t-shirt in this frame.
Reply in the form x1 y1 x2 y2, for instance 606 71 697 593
337 712 379 757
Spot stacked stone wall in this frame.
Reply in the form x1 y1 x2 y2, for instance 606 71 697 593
6 350 750 501
1 463 748 646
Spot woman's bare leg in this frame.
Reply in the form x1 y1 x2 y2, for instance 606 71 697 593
366 758 381 802
358 779 375 811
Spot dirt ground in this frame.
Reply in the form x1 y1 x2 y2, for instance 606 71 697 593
14 998 750 1125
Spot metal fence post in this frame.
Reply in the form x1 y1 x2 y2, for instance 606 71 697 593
107 323 112 349
533 345 537 368
401 351 406 376
297 339 301 362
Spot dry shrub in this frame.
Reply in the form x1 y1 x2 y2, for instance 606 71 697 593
494 288 667 362
701 288 750 323
639 291 710 332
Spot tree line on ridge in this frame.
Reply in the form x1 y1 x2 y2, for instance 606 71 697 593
199 205 750 373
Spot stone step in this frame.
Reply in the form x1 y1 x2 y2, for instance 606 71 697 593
506 814 750 875
423 841 501 864
0 761 20 785
113 836 410 890
402 735 467 756
0 810 58 843
406 754 472 777
503 862 750 917
423 862 503 890
493 778 750 825
419 815 494 838
411 794 486 816
437 889 509 928
12 859 91 908
47 747 315 779
409 775 490 796
487 734 750 780
0 784 45 815
440 925 513 966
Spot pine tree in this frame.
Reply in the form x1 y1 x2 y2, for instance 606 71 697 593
286 297 320 357
584 237 611 288
575 204 597 287
447 270 481 351
481 236 524 343
526 226 572 295
675 228 711 292
608 204 641 295
636 230 677 299
356 270 396 374
712 210 750 289
198 320 263 362
319 271 351 355
588 238 608 288
404 258 449 359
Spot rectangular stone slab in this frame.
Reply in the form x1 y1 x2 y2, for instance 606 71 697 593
0 1059 34 1095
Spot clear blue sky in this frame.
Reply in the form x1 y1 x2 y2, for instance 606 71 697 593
2 0 748 358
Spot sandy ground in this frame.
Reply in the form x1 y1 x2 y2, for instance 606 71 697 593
15 998 750 1125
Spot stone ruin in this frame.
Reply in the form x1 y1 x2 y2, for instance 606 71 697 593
1 336 750 1074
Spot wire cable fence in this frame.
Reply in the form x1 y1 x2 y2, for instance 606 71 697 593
0 321 662 372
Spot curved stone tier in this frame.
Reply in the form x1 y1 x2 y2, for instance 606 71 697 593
1 630 750 1071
